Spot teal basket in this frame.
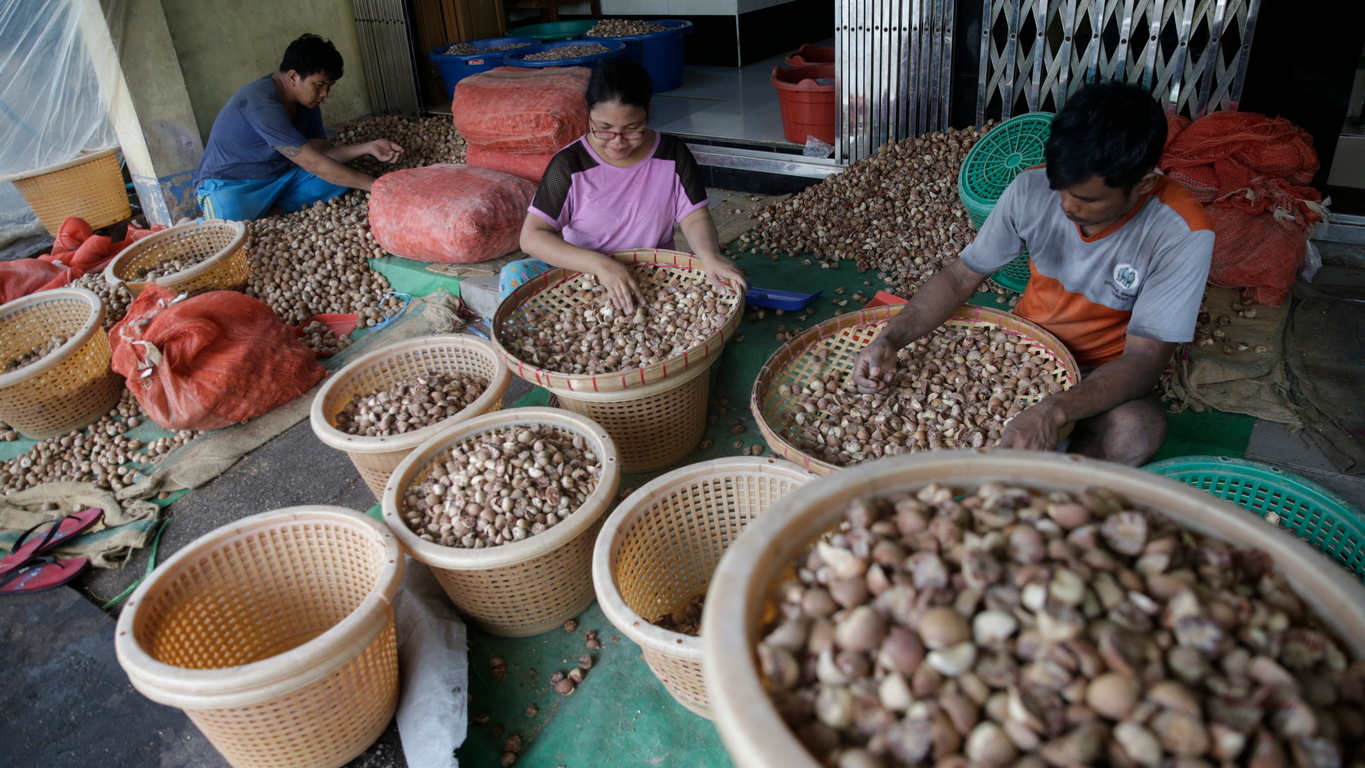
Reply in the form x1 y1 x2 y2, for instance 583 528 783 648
1145 456 1365 580
990 252 1031 293
959 112 1055 230
507 20 597 42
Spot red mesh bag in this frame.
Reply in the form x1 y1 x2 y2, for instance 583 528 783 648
368 165 535 264
109 285 326 431
0 216 167 303
1158 111 1323 306
0 260 71 304
453 66 589 154
465 145 556 183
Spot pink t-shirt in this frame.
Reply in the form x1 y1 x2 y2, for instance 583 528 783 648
528 132 710 253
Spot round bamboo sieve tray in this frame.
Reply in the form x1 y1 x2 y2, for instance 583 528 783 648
0 287 123 439
310 334 512 500
593 457 816 719
114 506 405 768
2 147 131 235
382 407 620 636
105 219 249 297
752 303 1079 474
700 450 1365 768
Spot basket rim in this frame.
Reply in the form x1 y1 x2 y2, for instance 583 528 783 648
104 219 247 291
1145 455 1365 519
309 334 512 454
490 248 743 393
750 302 1081 474
700 449 1365 768
0 287 106 389
0 146 121 183
381 406 621 569
591 457 818 659
113 506 405 711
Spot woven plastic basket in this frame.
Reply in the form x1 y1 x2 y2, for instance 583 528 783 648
958 112 1054 230
1146 455 1365 579
311 334 511 500
1 147 131 235
989 251 1032 293
492 248 742 472
700 450 1365 768
0 287 123 439
105 219 249 297
382 407 620 636
115 506 405 768
593 457 815 719
752 303 1079 473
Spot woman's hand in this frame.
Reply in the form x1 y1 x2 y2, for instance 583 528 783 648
698 253 748 295
852 337 898 393
997 398 1069 451
596 257 645 313
366 139 404 163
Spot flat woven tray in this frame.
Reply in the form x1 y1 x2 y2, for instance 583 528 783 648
491 249 742 394
105 219 249 297
752 303 1080 474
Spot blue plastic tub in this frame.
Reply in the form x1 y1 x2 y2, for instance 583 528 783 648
503 40 627 70
591 20 693 93
428 37 540 99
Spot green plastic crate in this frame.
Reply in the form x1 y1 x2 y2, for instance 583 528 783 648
990 251 1031 293
1145 456 1365 580
507 20 596 42
959 112 1054 231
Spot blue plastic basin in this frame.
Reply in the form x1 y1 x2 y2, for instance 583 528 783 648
428 37 540 100
502 40 627 70
588 20 692 93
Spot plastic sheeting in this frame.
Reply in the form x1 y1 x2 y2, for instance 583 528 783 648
0 0 123 242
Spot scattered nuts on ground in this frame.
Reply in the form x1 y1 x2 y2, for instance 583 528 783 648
745 127 995 297
521 44 611 61
653 592 706 636
586 637 603 650
567 667 585 684
0 390 198 495
297 320 352 357
336 371 488 436
758 481 1364 768
586 19 669 36
781 326 1066 467
504 735 523 754
402 424 601 548
578 654 593 670
554 678 576 696
525 704 539 717
2 335 66 373
564 618 579 633
501 268 734 375
500 753 516 767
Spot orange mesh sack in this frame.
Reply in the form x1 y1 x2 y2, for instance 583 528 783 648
109 285 326 431
465 145 556 183
0 260 71 303
369 165 535 264
452 66 590 154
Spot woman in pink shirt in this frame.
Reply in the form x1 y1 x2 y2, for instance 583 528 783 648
502 59 747 311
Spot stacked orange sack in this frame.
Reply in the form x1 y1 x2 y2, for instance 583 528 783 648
109 285 326 431
453 66 591 183
0 217 163 304
1159 112 1326 305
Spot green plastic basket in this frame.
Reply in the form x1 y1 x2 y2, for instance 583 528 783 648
959 112 1054 231
989 252 1031 293
507 20 596 42
1145 456 1365 580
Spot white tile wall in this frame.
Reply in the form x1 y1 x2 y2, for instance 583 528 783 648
602 0 675 15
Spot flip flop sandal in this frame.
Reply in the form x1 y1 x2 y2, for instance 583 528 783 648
0 508 104 577
0 556 90 595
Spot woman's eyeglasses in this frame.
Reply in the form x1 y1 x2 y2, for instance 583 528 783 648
589 127 646 142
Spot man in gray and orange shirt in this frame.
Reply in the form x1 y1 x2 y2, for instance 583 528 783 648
853 82 1213 465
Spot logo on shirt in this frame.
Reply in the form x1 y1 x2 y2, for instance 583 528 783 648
1112 263 1141 291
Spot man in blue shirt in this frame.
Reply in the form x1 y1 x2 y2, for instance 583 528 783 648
193 34 403 221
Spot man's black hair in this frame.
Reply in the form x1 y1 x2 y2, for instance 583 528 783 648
584 59 652 115
280 34 344 81
1044 81 1167 192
